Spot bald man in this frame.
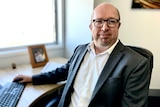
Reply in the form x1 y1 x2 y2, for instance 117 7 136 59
14 3 150 107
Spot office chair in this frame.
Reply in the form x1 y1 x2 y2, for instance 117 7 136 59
30 46 153 107
127 46 153 80
127 46 153 71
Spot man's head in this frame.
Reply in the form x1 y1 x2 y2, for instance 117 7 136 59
89 3 121 51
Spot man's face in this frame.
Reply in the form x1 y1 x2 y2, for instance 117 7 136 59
90 4 121 48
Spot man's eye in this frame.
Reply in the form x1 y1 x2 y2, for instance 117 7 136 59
109 20 117 23
96 20 103 23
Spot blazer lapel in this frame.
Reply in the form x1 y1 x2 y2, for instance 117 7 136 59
60 45 88 106
90 41 125 101
66 45 88 89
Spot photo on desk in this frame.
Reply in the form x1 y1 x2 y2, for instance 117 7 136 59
131 0 160 9
28 44 49 68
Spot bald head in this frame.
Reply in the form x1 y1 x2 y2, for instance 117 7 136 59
92 3 120 21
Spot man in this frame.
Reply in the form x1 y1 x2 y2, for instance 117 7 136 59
14 3 150 107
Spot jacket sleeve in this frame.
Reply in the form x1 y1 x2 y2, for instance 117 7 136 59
32 63 70 85
122 58 150 107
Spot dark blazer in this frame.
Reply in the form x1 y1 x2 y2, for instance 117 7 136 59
33 41 150 107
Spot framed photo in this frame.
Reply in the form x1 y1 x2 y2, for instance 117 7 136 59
28 45 49 68
131 0 160 9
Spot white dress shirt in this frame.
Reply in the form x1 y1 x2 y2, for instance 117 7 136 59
69 40 119 107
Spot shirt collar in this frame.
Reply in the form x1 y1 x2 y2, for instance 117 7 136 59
87 39 119 55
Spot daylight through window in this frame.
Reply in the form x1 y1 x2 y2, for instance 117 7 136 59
0 0 56 49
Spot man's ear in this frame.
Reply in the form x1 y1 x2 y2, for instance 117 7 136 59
89 24 92 30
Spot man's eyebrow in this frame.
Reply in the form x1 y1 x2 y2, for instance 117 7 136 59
93 17 118 20
93 18 103 20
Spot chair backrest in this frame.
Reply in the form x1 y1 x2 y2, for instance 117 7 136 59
127 46 153 70
127 45 153 86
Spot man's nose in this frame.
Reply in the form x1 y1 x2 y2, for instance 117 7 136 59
101 22 109 31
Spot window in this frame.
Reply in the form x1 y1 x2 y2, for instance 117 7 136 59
0 0 56 50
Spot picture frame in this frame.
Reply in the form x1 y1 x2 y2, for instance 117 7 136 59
28 45 49 68
131 0 160 9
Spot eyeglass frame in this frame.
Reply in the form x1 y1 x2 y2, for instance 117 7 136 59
92 18 120 28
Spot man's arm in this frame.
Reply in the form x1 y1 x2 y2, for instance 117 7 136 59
122 58 150 107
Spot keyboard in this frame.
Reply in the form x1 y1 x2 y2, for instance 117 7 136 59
0 82 25 107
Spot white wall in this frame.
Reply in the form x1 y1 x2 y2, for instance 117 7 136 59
65 0 93 58
93 0 160 89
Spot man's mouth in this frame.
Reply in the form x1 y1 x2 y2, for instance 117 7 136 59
100 33 111 38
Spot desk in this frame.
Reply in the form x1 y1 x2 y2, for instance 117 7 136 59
0 57 67 107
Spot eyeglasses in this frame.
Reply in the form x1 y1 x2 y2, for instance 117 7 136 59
93 18 119 28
